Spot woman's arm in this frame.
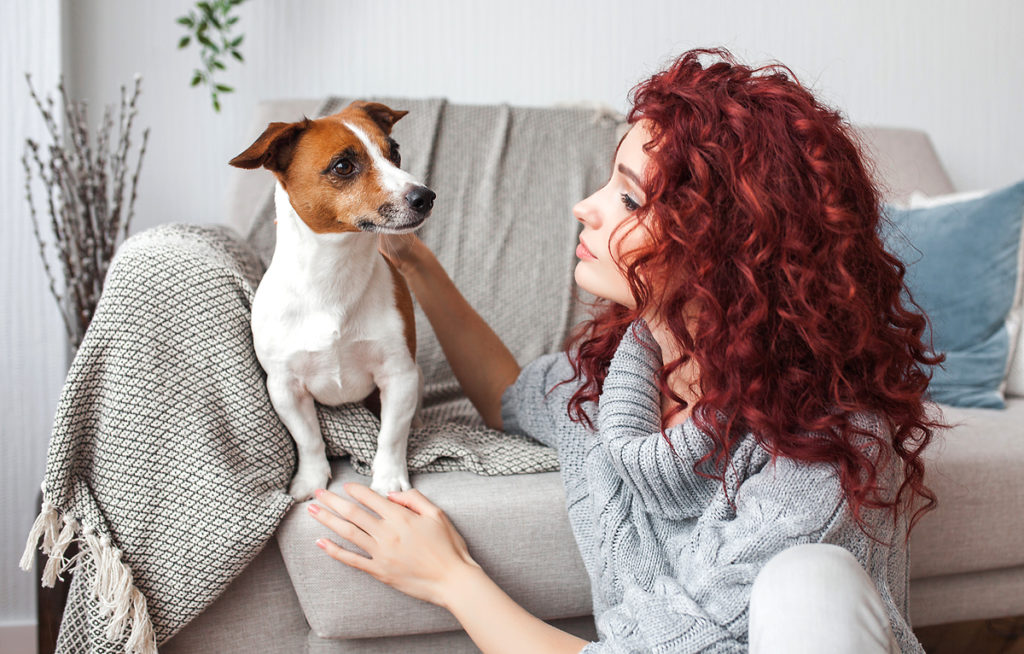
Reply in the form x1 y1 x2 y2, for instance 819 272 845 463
311 483 588 654
442 557 589 654
379 234 520 429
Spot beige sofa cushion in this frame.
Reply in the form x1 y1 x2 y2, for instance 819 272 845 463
909 399 1024 578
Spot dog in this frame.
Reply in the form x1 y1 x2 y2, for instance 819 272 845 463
229 101 433 500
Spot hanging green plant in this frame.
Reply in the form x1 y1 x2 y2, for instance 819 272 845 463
177 0 247 113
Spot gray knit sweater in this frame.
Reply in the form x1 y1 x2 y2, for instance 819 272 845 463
500 321 925 653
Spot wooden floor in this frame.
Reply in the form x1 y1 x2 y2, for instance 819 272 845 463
915 616 1024 654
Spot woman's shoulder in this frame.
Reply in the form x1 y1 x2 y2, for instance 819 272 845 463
733 410 902 526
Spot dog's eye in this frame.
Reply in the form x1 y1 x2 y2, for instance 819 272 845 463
387 140 401 167
333 159 355 176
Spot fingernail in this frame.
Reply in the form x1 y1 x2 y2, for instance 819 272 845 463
307 504 320 515
315 538 327 549
314 488 324 499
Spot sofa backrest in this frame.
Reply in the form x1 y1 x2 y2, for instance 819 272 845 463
225 98 960 420
855 126 955 201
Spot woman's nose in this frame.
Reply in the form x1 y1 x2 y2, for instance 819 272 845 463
573 197 598 228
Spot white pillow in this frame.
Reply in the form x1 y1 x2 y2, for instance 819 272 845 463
907 189 990 208
908 189 1024 398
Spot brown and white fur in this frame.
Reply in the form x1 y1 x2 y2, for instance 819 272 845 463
229 101 433 500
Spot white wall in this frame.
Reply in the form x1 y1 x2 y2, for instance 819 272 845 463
4 0 1023 629
1 0 65 643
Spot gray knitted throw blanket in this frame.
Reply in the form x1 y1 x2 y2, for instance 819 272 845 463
19 96 602 652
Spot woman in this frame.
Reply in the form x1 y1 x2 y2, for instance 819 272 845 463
306 48 942 653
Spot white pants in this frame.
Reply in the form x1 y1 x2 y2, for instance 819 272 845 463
749 543 902 654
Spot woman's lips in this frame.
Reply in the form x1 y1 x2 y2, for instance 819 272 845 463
576 241 598 261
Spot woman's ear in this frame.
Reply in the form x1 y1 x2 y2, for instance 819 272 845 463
228 118 312 172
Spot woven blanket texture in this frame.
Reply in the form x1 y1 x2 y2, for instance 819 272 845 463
23 221 561 653
23 95 623 653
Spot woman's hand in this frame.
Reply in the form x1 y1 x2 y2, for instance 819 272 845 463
308 482 480 607
377 233 424 276
310 483 589 654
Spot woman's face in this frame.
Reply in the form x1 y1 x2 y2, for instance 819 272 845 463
572 120 652 309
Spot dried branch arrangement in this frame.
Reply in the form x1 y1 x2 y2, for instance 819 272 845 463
22 73 150 353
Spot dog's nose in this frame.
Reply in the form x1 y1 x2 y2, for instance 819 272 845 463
405 186 435 214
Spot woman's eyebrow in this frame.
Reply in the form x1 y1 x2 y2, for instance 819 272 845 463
617 163 643 189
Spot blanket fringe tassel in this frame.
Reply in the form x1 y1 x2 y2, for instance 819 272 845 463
20 500 158 654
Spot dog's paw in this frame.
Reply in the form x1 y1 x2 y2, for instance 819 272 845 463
370 468 412 495
289 466 331 502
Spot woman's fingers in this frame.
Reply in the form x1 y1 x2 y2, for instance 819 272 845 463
314 488 384 534
308 502 376 554
316 537 374 572
377 233 420 273
386 488 442 518
342 482 406 521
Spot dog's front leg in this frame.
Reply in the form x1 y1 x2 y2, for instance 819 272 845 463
266 376 331 501
370 364 422 494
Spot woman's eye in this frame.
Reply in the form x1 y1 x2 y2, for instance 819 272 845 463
333 159 355 176
620 192 640 211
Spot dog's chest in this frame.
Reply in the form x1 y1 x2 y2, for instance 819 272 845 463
251 273 401 405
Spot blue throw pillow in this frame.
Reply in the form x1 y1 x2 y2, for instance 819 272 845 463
882 179 1024 409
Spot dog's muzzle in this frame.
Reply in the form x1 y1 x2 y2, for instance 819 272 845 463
364 185 436 233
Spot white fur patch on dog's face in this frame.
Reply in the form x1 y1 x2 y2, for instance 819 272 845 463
344 121 417 195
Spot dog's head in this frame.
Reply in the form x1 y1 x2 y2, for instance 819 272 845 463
229 101 434 234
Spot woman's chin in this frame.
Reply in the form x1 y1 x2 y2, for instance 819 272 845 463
573 265 597 297
573 266 634 308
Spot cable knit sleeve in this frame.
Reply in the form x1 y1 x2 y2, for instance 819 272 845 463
500 351 579 449
595 320 726 520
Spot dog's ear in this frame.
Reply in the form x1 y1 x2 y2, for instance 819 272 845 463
229 118 312 172
350 101 408 135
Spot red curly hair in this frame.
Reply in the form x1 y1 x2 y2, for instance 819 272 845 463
564 47 945 543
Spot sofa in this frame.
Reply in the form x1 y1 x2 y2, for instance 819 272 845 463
158 98 1024 653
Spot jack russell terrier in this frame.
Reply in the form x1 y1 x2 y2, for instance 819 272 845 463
229 101 433 500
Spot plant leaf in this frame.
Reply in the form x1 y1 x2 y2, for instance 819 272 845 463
215 84 234 93
191 72 203 86
231 50 244 62
178 36 191 49
176 16 194 27
212 60 226 70
230 34 243 47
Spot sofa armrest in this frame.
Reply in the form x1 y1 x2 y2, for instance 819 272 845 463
276 461 593 640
